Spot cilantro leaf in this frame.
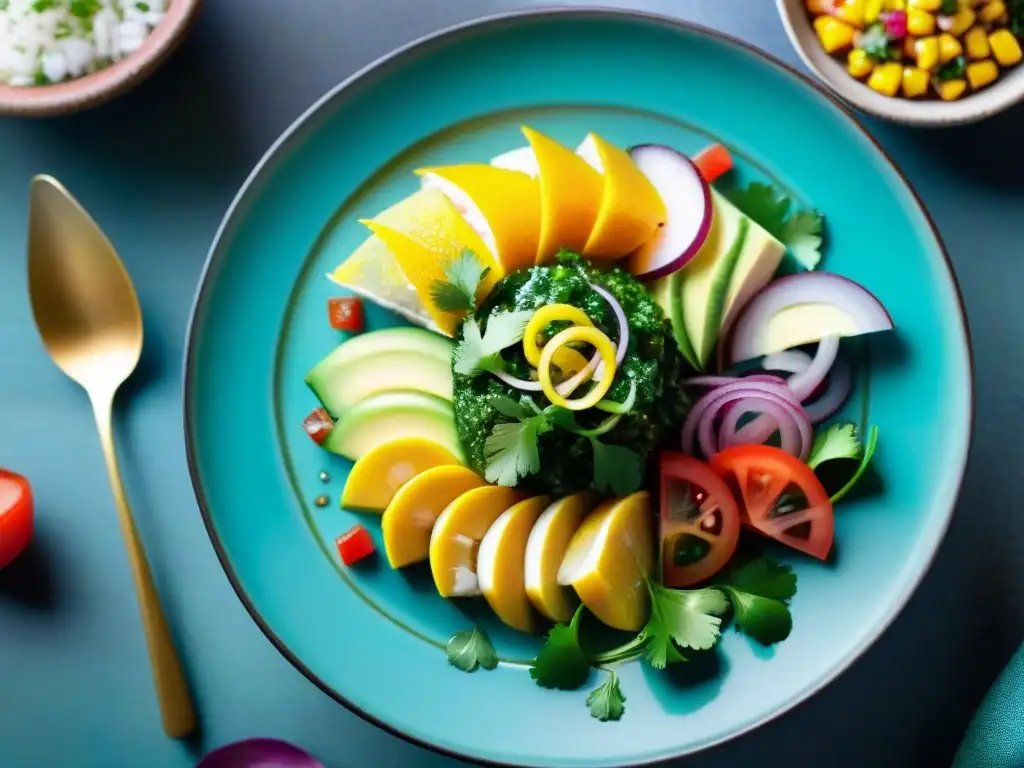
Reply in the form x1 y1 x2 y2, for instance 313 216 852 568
719 587 793 646
428 250 490 314
829 425 879 504
808 422 862 470
648 583 728 654
483 415 551 486
544 405 581 432
446 628 499 672
1011 0 1024 35
718 558 797 646
726 558 797 602
782 209 826 270
857 23 897 62
586 671 626 722
530 607 591 690
591 439 644 496
642 627 688 670
727 182 826 271
937 55 967 82
453 310 533 376
489 395 532 420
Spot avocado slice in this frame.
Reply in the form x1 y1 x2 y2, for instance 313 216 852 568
305 327 453 417
651 271 699 370
699 216 750 366
323 391 463 462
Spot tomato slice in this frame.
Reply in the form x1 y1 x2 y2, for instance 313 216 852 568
336 524 375 566
0 469 33 569
709 445 834 560
328 297 365 332
658 452 741 587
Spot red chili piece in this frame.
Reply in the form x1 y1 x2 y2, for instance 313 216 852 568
0 469 33 569
328 297 365 332
336 524 375 566
302 408 334 445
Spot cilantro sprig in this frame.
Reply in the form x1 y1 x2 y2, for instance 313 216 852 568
727 182 826 270
807 421 880 504
717 559 797 646
445 628 499 672
453 310 534 377
429 250 490 314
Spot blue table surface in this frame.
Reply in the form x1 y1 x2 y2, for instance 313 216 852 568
1 1 1022 766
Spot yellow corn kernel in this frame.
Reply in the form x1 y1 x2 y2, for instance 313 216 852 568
902 66 932 95
904 34 919 57
939 32 965 61
965 26 991 59
947 8 976 35
967 58 999 87
806 0 833 13
916 36 941 68
834 0 866 27
989 28 1023 65
814 15 858 52
867 62 904 94
865 0 885 21
885 0 906 8
910 0 942 9
937 78 968 98
978 0 1006 22
907 7 937 34
848 48 876 77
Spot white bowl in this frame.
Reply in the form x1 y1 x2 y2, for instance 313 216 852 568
775 0 1024 126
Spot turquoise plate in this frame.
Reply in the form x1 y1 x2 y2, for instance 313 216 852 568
185 8 973 767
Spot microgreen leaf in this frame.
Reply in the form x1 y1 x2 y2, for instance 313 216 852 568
453 310 533 376
446 628 499 672
428 250 490 314
829 425 879 504
591 439 644 496
808 422 862 470
586 671 627 722
529 606 590 690
488 395 532 420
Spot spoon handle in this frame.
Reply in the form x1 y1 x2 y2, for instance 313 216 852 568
90 392 196 739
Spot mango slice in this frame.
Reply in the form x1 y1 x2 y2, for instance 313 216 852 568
557 492 655 632
341 437 462 512
523 126 604 264
360 186 504 336
416 164 541 274
577 132 666 258
381 465 485 569
429 485 524 597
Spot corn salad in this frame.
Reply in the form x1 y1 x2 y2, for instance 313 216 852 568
808 0 1024 100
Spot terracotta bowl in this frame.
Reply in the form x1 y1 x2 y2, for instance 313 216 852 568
0 0 202 117
776 0 1024 126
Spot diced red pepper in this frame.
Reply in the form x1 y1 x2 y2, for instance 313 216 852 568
336 524 375 566
0 469 33 569
692 143 735 184
328 297 365 332
303 407 334 445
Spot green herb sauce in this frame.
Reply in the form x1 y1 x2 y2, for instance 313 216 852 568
452 251 690 495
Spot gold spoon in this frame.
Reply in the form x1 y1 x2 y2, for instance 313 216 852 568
27 175 196 739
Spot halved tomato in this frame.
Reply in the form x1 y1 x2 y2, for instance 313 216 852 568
658 452 741 587
709 445 834 560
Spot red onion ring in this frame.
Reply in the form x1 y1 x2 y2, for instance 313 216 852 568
492 369 543 392
682 380 809 457
685 374 787 388
802 356 852 423
718 396 811 458
787 336 839 401
556 282 630 397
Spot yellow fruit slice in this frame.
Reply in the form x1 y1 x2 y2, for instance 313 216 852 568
381 465 485 568
416 164 541 274
429 485 524 597
524 492 599 623
576 133 666 259
341 437 462 513
476 495 551 632
327 234 435 331
523 126 604 264
557 492 655 632
360 186 504 336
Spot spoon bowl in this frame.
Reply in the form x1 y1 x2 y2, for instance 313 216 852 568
26 175 195 739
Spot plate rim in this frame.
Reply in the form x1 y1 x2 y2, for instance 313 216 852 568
182 6 976 767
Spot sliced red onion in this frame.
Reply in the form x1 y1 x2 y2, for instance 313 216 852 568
729 272 893 364
802 355 852 423
685 374 787 388
492 369 543 392
787 336 839 401
625 144 713 279
681 380 808 457
696 387 811 460
762 349 813 374
718 396 811 458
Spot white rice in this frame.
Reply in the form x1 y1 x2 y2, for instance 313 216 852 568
0 0 167 87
